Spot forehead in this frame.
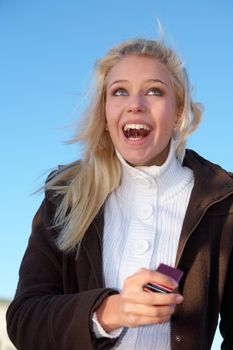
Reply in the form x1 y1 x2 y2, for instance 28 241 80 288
106 55 173 86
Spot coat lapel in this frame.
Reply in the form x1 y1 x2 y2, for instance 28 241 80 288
175 149 233 266
80 208 105 288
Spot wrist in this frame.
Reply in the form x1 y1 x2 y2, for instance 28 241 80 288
96 294 122 332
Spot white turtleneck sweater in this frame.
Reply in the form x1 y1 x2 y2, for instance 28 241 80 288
93 140 194 349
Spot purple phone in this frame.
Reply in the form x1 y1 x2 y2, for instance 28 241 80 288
144 263 183 294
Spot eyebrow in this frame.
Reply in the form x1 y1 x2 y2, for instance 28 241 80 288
108 78 167 88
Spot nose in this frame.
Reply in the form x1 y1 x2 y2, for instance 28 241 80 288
127 94 147 113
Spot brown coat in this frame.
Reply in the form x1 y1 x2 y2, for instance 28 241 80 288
6 150 233 350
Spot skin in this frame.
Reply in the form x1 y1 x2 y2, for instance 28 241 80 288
96 56 183 332
105 55 180 166
96 268 183 332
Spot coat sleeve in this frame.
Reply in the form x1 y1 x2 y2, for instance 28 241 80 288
6 193 119 350
219 249 233 350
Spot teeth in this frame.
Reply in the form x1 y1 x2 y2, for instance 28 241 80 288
123 124 151 131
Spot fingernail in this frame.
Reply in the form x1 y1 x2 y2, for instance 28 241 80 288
176 295 183 303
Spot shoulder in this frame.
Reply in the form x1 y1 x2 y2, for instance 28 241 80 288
45 160 82 204
46 160 82 183
184 149 233 180
184 149 233 206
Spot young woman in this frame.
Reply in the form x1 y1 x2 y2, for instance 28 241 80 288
7 39 233 350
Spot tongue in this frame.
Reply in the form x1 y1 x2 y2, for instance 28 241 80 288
124 128 150 139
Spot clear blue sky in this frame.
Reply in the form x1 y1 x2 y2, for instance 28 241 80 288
1 1 232 348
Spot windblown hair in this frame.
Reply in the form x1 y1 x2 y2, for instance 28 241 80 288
46 38 203 251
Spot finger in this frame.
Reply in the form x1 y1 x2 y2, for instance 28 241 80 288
123 303 176 318
144 291 184 306
125 313 172 328
121 289 183 306
124 269 178 292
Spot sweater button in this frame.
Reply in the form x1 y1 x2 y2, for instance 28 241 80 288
134 176 151 188
133 239 150 254
139 204 153 219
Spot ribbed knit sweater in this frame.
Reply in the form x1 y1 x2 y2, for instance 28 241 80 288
96 140 194 349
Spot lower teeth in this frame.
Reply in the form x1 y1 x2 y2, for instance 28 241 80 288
124 129 149 139
128 135 143 140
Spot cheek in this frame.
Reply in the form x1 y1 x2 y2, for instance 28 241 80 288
161 103 178 127
105 102 119 126
105 100 112 120
155 113 177 139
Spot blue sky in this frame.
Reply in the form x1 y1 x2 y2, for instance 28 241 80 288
1 1 232 348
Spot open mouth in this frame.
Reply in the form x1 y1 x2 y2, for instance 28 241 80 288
123 123 151 140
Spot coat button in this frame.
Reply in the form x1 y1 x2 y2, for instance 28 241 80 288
175 335 182 342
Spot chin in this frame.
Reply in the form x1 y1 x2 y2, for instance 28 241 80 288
126 157 149 167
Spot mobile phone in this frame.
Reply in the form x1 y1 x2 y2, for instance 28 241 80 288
143 263 183 294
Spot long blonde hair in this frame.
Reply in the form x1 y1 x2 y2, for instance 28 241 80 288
46 38 202 251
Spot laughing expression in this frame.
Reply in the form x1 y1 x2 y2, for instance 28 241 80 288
105 55 179 167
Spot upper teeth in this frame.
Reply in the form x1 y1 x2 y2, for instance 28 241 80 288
123 124 150 131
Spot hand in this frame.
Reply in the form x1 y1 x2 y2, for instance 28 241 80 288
96 268 183 332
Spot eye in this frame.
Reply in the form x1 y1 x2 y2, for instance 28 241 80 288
112 88 128 96
147 88 163 96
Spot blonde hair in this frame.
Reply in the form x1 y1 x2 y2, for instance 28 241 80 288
46 38 203 251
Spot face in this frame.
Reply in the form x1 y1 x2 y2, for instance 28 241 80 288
105 55 179 166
